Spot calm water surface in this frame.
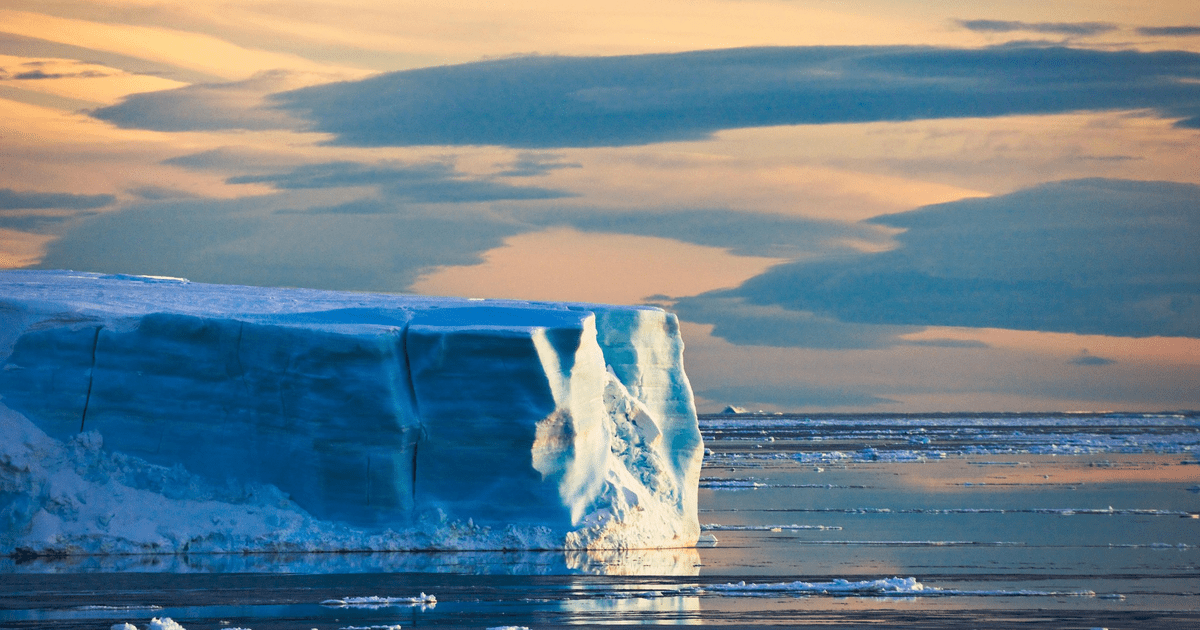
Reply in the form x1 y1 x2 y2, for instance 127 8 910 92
3 413 1198 628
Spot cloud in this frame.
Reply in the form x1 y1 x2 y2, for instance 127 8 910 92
34 194 527 292
695 179 1200 345
162 147 312 176
12 68 111 80
275 198 397 215
956 20 1117 36
696 383 896 409
1070 351 1116 366
1137 26 1200 37
382 179 572 203
227 160 455 189
127 186 201 201
40 147 882 294
672 295 921 349
90 70 315 131
0 188 115 210
0 32 220 83
261 46 1200 147
0 212 97 234
516 207 893 258
226 160 576 203
495 152 583 177
87 46 1200 146
905 338 989 349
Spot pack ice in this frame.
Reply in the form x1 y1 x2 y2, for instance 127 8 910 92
0 270 702 554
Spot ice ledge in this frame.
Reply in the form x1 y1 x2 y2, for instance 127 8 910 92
0 270 702 554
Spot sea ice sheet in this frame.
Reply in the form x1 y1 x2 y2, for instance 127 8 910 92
0 270 703 554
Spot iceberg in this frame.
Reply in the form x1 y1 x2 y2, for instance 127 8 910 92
0 270 702 554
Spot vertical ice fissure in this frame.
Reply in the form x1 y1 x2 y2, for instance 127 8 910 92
78 325 102 433
232 321 250 397
400 322 421 506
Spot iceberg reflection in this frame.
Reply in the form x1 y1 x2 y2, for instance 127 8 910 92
4 547 701 576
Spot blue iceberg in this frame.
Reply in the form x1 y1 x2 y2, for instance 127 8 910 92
0 270 702 554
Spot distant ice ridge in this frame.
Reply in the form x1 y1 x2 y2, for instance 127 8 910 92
653 578 1105 599
0 270 703 554
699 414 1200 458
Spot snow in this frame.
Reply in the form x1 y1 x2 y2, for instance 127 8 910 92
0 270 703 554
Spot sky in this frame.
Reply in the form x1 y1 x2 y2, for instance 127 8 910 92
1 0 1198 413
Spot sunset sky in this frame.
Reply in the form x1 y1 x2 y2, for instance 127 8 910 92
2 0 1198 412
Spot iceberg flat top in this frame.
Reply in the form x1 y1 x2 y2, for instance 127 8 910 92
0 269 658 324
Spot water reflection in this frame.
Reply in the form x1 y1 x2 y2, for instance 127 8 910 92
559 594 701 625
3 546 701 576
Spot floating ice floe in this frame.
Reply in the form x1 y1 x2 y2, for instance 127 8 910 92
698 477 863 490
321 594 437 609
80 606 164 612
703 577 927 595
655 577 1110 599
700 523 842 531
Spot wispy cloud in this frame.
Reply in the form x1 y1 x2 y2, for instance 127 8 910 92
674 295 920 349
516 207 892 258
227 160 575 203
956 19 1117 36
0 188 115 210
90 70 322 131
0 187 113 236
1070 350 1116 366
7 60 113 80
495 152 583 177
1137 26 1200 37
0 212 98 234
227 161 456 189
0 31 221 83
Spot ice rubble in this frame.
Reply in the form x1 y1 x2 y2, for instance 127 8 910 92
0 270 703 554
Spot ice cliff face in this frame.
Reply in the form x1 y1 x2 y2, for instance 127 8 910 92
0 270 702 554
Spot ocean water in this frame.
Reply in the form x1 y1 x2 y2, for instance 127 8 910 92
3 412 1198 629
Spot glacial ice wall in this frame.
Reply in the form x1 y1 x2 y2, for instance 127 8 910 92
0 270 702 554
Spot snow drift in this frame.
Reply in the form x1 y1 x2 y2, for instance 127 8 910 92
0 270 702 554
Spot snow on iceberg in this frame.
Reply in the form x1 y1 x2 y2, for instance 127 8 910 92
0 270 703 554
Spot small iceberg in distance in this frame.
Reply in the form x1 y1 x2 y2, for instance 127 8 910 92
0 270 703 555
